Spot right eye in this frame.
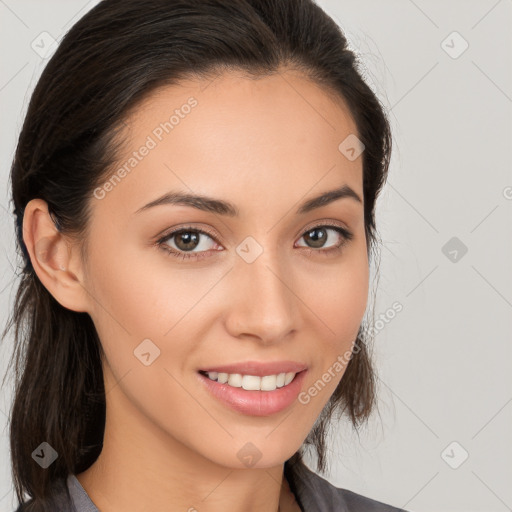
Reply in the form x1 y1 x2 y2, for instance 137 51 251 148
156 226 222 261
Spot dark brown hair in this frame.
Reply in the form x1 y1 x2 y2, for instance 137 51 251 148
2 0 391 510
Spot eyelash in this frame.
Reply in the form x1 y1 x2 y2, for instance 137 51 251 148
155 222 354 261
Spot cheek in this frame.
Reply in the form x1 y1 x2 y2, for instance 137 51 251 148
84 242 217 375
85 237 183 333
83 250 207 421
310 254 369 346
299 252 369 399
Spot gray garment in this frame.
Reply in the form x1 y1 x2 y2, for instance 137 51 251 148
291 462 407 511
67 474 99 512
15 463 407 511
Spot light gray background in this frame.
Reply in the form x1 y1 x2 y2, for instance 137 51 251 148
1 1 511 511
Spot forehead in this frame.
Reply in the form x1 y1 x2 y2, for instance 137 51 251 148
129 68 359 143
93 69 363 222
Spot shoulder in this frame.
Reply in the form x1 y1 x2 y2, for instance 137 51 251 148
286 458 408 512
333 487 407 511
12 475 81 512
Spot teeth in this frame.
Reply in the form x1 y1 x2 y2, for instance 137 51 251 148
228 373 242 387
203 371 297 391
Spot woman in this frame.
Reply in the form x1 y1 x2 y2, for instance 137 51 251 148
3 0 403 510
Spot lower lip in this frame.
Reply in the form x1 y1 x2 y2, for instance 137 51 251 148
197 370 308 417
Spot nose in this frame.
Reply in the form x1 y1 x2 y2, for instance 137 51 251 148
223 248 300 345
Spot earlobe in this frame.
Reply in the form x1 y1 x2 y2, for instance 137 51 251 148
22 198 89 313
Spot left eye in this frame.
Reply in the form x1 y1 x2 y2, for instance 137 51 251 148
295 225 352 251
156 224 353 261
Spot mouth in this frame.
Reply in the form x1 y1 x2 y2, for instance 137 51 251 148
198 369 302 391
197 368 308 416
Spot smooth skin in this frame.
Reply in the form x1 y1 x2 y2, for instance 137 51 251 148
22 68 369 512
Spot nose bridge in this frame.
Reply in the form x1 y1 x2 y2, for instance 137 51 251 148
226 237 298 341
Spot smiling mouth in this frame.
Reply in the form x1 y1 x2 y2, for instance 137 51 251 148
198 370 302 391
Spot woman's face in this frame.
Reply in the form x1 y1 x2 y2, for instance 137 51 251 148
80 69 369 469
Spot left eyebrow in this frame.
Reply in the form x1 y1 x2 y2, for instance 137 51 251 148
297 184 362 214
133 184 362 217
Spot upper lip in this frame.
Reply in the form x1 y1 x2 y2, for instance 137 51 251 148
199 360 308 376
